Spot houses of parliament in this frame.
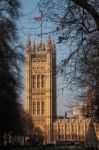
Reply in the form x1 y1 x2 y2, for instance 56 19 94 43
25 36 99 145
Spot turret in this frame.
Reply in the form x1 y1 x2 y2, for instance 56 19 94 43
37 40 46 51
26 34 31 53
52 40 56 51
25 34 31 113
47 36 52 50
42 43 46 51
31 41 36 52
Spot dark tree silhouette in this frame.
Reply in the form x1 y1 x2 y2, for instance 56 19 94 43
0 0 25 144
39 0 99 121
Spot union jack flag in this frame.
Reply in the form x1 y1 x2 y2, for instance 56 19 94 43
34 16 42 21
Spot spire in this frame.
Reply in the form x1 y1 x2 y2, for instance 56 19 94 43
47 36 52 48
42 43 45 50
26 33 31 48
32 41 36 52
37 40 42 51
37 40 46 51
52 40 56 50
39 40 42 48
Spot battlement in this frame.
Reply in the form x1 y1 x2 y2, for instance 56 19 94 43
26 36 56 54
25 36 57 144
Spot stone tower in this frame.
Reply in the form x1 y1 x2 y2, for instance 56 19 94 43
25 36 56 144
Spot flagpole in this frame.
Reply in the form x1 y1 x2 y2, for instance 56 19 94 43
40 10 43 41
34 11 43 41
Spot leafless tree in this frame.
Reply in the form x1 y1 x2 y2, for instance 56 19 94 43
0 0 25 144
39 0 99 121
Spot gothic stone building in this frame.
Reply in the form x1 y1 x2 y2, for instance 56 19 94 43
25 36 99 144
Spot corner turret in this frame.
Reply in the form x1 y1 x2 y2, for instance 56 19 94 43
47 36 52 49
26 34 31 53
31 41 36 52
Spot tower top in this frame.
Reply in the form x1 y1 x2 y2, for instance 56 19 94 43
31 41 36 51
26 34 31 48
26 35 55 53
47 36 52 48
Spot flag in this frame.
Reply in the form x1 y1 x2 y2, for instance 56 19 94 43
34 16 42 21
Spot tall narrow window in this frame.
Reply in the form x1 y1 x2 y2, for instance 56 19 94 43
33 101 36 115
41 75 45 88
41 101 45 115
37 75 40 88
37 101 40 115
32 75 36 88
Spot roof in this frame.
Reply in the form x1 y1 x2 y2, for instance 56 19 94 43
53 117 90 124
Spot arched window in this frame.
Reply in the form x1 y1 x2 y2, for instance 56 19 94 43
33 101 36 115
41 101 45 115
37 101 40 115
32 75 36 88
37 75 40 88
41 75 45 88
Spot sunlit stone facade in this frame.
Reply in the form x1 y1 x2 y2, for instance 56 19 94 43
53 116 99 145
25 36 56 143
25 36 99 144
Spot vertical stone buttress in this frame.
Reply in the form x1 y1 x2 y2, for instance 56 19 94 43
25 36 32 114
25 36 56 144
46 36 56 143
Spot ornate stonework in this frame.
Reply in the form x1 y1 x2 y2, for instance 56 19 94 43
25 36 99 145
25 36 56 144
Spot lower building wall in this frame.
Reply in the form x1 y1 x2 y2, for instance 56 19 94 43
52 118 99 144
30 117 99 145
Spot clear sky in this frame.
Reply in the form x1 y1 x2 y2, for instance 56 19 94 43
19 0 81 116
19 0 40 43
19 0 54 44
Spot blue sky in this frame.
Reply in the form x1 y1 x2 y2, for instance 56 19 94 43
19 0 40 43
19 0 81 116
19 0 55 44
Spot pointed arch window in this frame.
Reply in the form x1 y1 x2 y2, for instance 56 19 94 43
33 101 36 115
41 75 45 88
41 101 45 115
37 101 40 115
32 75 36 88
37 75 40 88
